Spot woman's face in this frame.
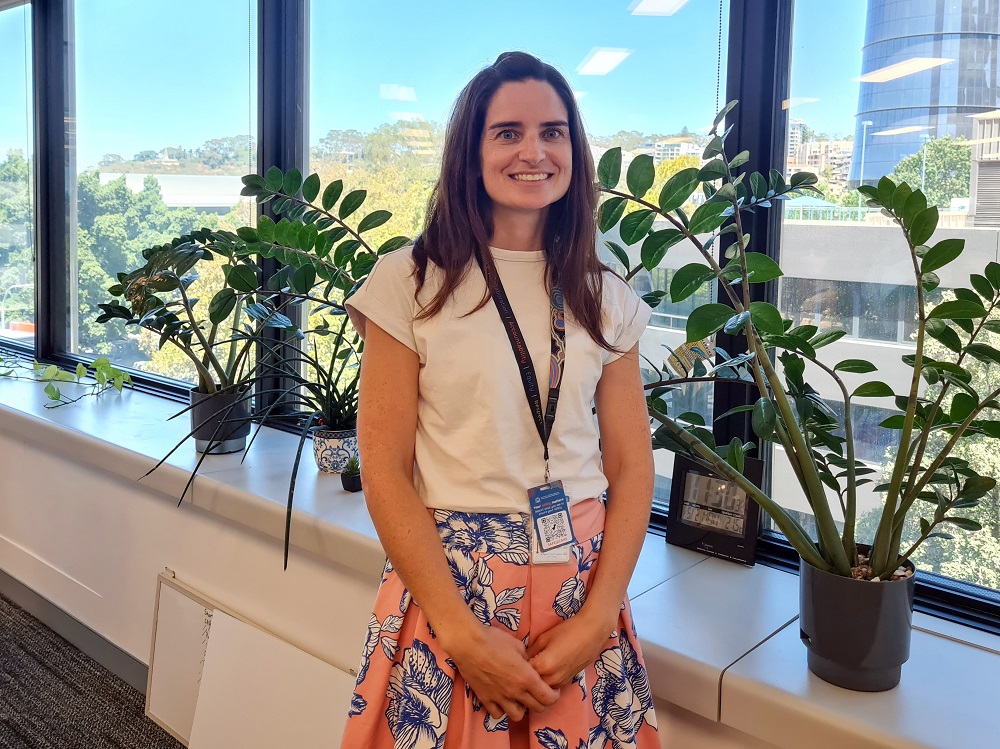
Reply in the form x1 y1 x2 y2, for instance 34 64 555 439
479 79 573 220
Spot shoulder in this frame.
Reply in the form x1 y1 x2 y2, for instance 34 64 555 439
598 267 641 308
369 243 418 280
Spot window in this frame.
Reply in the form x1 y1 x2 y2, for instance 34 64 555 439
310 0 729 510
67 0 257 384
0 2 34 346
779 0 1000 593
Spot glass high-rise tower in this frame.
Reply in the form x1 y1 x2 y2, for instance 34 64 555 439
849 0 1000 186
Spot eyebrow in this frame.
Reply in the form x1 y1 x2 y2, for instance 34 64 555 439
486 120 570 131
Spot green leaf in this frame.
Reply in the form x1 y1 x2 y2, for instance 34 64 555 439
208 288 237 324
339 189 367 219
641 291 667 308
640 229 684 270
877 176 896 208
225 264 258 293
852 381 894 398
740 253 783 283
658 168 701 212
835 359 878 373
752 398 776 438
256 215 275 243
970 273 994 300
281 167 302 196
726 437 745 473
264 166 283 192
670 263 716 303
358 210 392 233
698 159 728 182
951 392 978 422
902 190 927 228
789 171 818 189
921 238 964 274
597 147 622 189
604 240 630 270
321 179 344 211
927 300 988 320
879 414 905 429
686 303 736 342
749 301 784 334
712 100 738 130
677 411 706 427
687 201 729 235
924 319 963 353
921 271 940 293
986 261 1000 290
941 517 983 532
626 154 655 198
236 226 258 243
909 206 939 247
619 209 656 246
301 173 321 203
702 136 724 159
729 150 750 169
378 235 410 255
809 330 846 349
965 343 1000 364
891 183 912 216
598 197 627 233
291 264 316 293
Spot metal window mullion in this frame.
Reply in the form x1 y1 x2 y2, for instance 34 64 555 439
32 0 71 358
256 0 308 414
712 0 793 460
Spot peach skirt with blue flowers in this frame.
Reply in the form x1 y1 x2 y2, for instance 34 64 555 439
339 498 659 749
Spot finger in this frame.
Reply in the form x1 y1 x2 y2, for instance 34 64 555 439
500 700 525 723
526 676 561 706
484 702 505 720
517 692 550 714
525 633 550 660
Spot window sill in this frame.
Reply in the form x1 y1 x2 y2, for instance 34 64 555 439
1 379 997 749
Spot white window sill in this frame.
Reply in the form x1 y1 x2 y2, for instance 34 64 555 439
1 379 997 749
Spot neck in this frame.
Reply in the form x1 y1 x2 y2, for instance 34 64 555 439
490 206 547 252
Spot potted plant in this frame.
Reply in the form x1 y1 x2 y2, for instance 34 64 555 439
1 353 131 406
94 228 299 453
341 456 362 493
599 100 992 691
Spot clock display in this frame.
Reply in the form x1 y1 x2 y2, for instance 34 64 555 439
680 473 747 538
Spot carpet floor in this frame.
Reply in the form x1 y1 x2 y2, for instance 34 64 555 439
0 593 182 749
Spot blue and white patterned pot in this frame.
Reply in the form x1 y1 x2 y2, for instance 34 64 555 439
312 428 358 473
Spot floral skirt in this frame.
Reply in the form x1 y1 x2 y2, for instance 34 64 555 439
340 498 659 749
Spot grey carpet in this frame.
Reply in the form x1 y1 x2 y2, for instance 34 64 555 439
0 593 182 749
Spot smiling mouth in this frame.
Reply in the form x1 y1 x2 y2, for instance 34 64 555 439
511 173 552 182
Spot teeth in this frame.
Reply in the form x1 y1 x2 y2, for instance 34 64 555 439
512 173 550 181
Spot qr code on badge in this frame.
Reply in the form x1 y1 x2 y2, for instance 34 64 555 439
538 511 571 548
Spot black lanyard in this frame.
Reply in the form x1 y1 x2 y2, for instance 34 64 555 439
478 255 566 481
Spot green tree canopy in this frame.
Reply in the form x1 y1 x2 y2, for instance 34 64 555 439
890 135 971 210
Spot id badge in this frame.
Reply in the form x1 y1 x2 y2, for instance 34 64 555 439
527 480 575 564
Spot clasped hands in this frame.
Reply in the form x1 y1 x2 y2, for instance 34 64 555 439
445 608 614 723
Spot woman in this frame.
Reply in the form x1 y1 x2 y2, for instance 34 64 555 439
342 51 658 749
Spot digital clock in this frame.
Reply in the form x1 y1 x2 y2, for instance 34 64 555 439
665 454 763 566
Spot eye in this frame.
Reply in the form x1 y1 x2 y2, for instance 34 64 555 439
497 129 518 141
543 128 567 140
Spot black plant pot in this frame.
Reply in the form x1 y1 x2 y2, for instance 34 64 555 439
799 547 916 691
341 473 362 493
189 388 252 454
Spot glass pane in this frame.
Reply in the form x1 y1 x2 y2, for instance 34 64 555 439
0 3 34 345
68 0 257 383
780 0 1000 591
309 0 730 510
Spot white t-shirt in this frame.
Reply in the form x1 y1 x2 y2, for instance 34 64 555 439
345 245 651 513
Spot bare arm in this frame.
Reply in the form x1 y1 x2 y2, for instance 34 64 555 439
358 321 558 718
528 343 653 685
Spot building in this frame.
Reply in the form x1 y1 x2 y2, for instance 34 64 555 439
795 139 853 188
788 118 807 160
849 0 1000 186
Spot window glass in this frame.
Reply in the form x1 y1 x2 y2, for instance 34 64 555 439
780 0 1000 591
0 3 34 346
309 0 729 510
68 0 257 383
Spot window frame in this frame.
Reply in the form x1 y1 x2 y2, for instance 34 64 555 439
10 0 1000 634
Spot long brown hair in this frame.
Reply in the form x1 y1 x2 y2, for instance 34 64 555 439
412 51 616 351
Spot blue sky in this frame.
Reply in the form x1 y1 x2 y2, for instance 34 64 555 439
0 1 867 171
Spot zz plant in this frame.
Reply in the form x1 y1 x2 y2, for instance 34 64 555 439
601 100 991 581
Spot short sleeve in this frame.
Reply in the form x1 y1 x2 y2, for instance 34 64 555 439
345 247 419 353
601 273 652 365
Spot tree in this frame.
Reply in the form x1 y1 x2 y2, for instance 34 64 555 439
890 135 971 210
99 154 124 166
133 150 160 162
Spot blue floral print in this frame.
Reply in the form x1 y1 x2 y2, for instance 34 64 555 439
434 510 529 564
385 639 453 749
348 692 367 718
535 727 586 749
553 534 601 620
589 631 656 749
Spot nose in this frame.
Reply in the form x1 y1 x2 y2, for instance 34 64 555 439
518 134 545 164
